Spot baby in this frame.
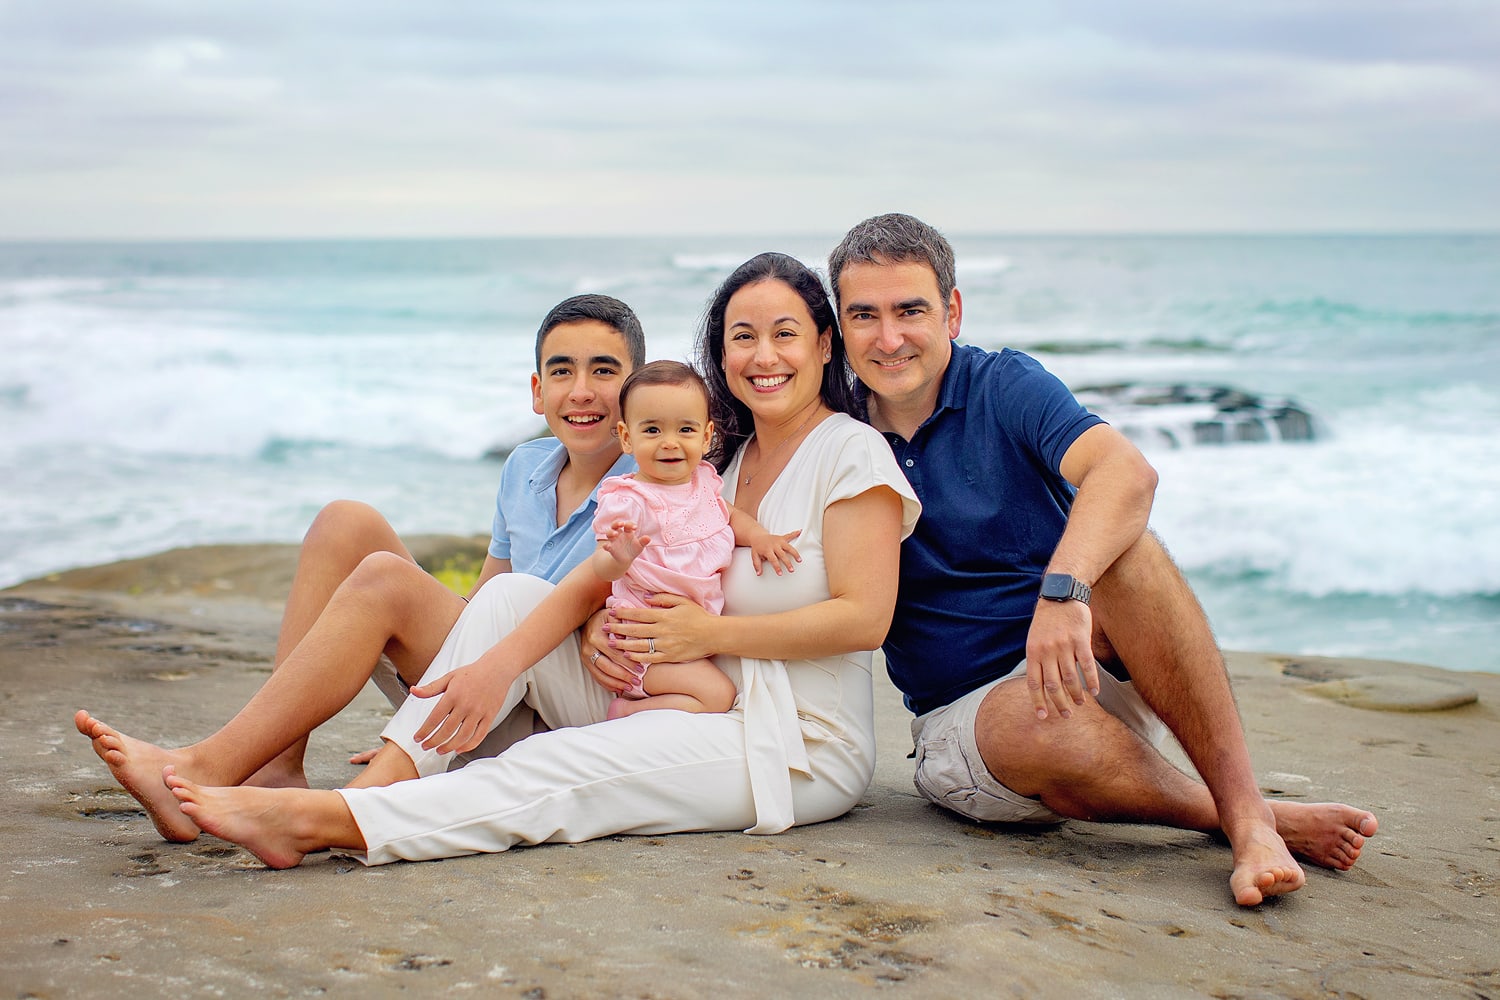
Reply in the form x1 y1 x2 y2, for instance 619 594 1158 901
592 360 797 720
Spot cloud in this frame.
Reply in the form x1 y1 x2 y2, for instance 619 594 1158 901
0 0 1495 236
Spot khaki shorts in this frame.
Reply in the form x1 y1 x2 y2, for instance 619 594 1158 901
911 661 1168 824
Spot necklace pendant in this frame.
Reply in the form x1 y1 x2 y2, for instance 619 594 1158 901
743 476 751 485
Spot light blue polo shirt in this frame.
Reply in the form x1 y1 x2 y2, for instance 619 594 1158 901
490 438 638 583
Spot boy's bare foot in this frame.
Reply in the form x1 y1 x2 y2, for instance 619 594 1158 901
1270 801 1378 870
165 767 309 869
1227 816 1306 906
74 709 199 842
242 760 310 790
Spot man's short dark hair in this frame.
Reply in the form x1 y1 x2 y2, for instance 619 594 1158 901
828 213 957 308
534 294 647 371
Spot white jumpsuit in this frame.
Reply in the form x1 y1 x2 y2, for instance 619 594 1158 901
337 414 920 864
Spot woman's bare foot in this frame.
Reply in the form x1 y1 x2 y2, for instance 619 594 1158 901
74 709 199 843
165 767 311 869
1270 801 1378 870
1227 816 1307 907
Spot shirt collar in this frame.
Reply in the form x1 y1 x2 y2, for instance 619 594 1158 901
526 442 635 501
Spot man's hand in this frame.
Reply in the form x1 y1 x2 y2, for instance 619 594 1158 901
749 529 802 576
580 607 639 693
1024 599 1101 720
409 661 515 755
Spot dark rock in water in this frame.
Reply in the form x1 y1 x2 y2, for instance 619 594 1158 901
1072 384 1319 448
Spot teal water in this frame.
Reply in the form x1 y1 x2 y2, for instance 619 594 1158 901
2 234 1497 672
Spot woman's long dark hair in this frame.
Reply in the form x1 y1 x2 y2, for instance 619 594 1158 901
695 252 857 471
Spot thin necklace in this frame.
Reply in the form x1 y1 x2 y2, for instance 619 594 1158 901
743 407 820 486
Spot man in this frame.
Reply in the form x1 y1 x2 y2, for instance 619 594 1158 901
829 214 1377 906
249 293 645 785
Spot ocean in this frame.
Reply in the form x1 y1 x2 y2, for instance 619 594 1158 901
2 235 1496 674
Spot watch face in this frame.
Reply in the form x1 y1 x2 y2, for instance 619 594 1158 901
1040 574 1073 600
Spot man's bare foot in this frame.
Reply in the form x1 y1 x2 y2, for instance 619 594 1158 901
1270 801 1378 871
1227 816 1306 906
74 709 199 843
165 767 309 869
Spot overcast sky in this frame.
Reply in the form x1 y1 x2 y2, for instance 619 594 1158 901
2 0 1496 239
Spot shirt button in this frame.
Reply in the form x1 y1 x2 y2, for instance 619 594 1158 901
904 459 915 468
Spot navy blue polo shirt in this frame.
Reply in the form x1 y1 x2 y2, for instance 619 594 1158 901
868 344 1103 716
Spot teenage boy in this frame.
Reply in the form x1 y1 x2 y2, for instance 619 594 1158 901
250 294 646 785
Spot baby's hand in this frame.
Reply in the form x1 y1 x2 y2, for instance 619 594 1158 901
750 529 801 576
601 520 649 566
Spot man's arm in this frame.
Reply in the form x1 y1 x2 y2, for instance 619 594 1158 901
1026 423 1158 720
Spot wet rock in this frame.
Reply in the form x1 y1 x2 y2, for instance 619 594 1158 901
1073 383 1320 447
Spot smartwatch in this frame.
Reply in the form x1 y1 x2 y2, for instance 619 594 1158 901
1039 573 1091 606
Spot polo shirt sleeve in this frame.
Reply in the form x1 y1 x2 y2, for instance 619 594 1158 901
489 482 512 560
1005 354 1103 475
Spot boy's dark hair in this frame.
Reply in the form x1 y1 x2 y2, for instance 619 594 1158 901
618 360 711 423
534 294 647 370
827 213 958 308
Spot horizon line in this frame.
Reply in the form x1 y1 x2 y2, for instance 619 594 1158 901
3 228 1498 246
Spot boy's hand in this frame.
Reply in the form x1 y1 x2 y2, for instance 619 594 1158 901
410 662 515 755
749 529 801 576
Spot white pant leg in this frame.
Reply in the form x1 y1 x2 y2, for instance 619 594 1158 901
341 710 749 863
370 655 544 767
339 708 866 865
380 573 613 777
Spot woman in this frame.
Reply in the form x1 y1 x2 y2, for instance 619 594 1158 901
86 252 921 866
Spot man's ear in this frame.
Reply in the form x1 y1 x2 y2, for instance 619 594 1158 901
946 288 963 342
531 372 544 415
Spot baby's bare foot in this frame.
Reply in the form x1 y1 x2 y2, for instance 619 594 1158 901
74 710 199 842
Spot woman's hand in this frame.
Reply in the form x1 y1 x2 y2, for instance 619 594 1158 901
607 594 718 667
579 607 638 693
409 662 515 755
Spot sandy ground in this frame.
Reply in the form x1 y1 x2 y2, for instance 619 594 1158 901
2 540 1496 998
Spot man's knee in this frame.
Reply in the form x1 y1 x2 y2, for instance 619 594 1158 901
1093 532 1199 625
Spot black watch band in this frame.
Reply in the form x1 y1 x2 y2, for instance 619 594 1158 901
1039 572 1091 606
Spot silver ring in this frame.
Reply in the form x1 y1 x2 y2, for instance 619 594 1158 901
647 638 656 654
589 651 600 665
